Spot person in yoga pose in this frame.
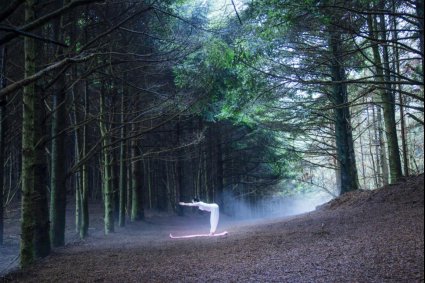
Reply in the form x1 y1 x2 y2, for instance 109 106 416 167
179 198 220 235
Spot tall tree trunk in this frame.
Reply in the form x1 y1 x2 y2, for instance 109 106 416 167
49 0 69 247
33 21 50 260
126 143 132 217
373 103 389 186
49 74 67 247
358 122 367 188
33 82 50 259
100 87 114 234
368 12 402 183
21 0 51 266
215 124 224 205
328 28 359 195
0 46 7 246
207 125 214 203
75 176 81 233
366 103 379 188
392 2 410 176
378 8 403 182
112 149 119 220
175 119 184 216
72 83 82 234
80 80 90 238
130 134 144 221
146 159 153 209
118 85 126 227
416 0 424 64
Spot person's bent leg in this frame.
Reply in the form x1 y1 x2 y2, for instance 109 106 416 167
209 205 219 234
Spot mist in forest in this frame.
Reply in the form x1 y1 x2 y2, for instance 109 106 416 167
221 190 333 220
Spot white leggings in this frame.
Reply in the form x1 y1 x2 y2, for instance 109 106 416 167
209 204 219 234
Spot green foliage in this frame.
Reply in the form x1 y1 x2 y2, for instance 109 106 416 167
172 17 303 193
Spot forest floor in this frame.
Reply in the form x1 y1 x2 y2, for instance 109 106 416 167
0 174 423 282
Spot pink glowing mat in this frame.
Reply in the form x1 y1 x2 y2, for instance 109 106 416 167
169 231 228 239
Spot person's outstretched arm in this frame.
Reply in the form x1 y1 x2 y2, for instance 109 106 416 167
179 202 198 207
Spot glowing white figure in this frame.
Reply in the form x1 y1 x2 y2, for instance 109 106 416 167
179 199 220 235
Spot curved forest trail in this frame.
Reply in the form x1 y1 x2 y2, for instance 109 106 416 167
1 175 423 282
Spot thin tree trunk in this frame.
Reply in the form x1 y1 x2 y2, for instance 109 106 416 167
33 87 50 258
368 13 396 185
49 0 69 247
416 0 424 64
378 7 403 182
49 74 67 247
165 160 172 211
80 80 90 238
207 125 214 203
175 119 184 216
75 173 81 233
130 126 144 221
377 105 389 185
79 10 90 239
216 124 224 205
33 23 51 259
21 1 37 266
118 84 126 227
126 143 132 217
100 86 114 234
0 46 7 246
358 120 367 189
146 159 151 209
71 83 82 234
203 149 208 202
366 102 379 188
392 3 410 176
112 149 119 220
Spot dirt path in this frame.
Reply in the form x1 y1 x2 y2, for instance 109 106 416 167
1 175 424 282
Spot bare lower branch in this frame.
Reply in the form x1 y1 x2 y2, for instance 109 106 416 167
0 53 96 98
0 0 101 45
0 26 69 47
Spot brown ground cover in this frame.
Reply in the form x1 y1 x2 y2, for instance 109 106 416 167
1 174 423 282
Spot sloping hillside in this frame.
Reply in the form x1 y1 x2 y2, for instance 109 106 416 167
1 174 424 282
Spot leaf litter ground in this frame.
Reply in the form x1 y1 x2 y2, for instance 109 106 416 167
1 174 423 282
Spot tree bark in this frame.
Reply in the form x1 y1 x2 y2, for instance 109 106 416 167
130 127 144 221
126 143 132 217
118 84 126 227
0 46 7 246
100 87 114 234
374 103 389 186
21 0 37 266
368 12 402 183
378 8 403 182
175 119 184 216
215 124 224 205
391 4 410 176
49 73 67 247
78 20 91 239
328 28 359 195
416 0 424 64
33 82 50 259
49 0 69 247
